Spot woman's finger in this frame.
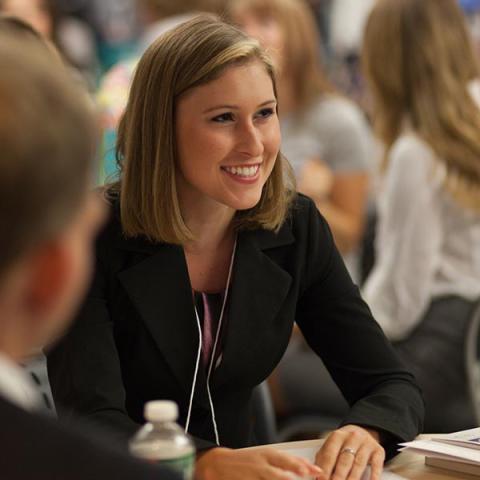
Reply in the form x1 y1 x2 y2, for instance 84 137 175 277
315 430 348 478
344 445 371 480
368 449 386 480
330 445 361 480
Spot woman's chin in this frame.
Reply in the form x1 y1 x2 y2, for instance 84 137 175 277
228 193 263 212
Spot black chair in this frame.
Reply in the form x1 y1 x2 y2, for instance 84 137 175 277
252 381 278 445
277 414 341 442
252 379 341 444
465 300 480 426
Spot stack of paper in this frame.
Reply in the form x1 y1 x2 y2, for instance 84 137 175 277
400 428 480 476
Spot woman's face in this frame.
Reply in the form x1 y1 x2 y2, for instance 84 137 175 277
233 9 285 72
1 0 52 38
175 60 281 213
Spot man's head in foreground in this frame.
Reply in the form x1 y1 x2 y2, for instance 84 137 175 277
0 33 105 360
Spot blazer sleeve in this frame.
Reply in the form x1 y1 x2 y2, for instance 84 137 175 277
47 253 139 443
295 199 424 456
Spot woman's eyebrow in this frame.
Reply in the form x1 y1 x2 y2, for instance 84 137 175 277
202 99 277 114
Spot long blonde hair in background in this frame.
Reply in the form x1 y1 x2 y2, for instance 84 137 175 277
363 0 480 212
226 0 334 112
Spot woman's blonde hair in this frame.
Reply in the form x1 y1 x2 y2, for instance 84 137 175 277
363 0 480 211
226 0 334 111
115 15 295 244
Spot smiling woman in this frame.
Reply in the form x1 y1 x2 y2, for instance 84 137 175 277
115 16 294 247
48 15 424 480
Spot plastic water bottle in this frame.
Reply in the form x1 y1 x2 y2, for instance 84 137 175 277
130 400 195 479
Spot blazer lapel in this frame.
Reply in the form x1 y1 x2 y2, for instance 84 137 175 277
213 225 295 388
114 219 296 405
117 243 210 408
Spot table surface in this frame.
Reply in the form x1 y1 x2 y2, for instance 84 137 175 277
248 438 479 479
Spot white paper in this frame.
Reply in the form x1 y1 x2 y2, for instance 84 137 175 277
278 446 407 480
431 427 480 450
400 439 480 464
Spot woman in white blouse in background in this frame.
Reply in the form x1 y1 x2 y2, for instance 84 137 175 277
362 0 480 432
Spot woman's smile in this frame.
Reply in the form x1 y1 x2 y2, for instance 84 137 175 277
221 163 262 183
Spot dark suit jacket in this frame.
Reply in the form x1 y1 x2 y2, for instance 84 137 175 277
0 395 179 479
48 194 424 452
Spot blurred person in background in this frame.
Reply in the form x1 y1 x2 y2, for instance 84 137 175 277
97 0 221 184
227 0 372 269
82 0 139 71
329 0 374 63
320 0 374 109
304 0 333 60
137 0 221 51
227 0 373 426
362 0 480 432
0 0 99 90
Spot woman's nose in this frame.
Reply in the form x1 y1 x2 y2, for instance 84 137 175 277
236 122 264 158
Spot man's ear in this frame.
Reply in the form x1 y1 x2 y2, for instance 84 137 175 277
26 239 70 315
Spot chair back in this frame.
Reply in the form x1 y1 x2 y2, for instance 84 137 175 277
251 381 277 445
465 300 480 425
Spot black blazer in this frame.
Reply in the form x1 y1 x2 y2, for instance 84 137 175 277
48 194 424 452
0 395 180 479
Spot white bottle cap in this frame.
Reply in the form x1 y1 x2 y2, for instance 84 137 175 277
144 400 178 422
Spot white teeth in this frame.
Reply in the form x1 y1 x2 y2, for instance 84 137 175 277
223 165 259 178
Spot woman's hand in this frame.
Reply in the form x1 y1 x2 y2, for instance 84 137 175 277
315 425 385 480
196 446 325 480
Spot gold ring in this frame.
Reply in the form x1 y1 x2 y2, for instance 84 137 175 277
341 447 357 456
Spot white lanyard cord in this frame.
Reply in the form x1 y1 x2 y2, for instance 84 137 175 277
185 238 237 446
185 313 202 435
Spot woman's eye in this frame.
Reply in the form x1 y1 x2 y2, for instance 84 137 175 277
255 107 275 119
211 112 234 123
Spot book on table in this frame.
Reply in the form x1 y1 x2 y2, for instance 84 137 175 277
400 427 480 476
425 457 480 476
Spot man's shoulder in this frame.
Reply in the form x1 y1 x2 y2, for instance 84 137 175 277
0 395 179 479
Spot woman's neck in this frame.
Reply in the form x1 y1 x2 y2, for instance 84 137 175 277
180 198 237 293
181 198 236 255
